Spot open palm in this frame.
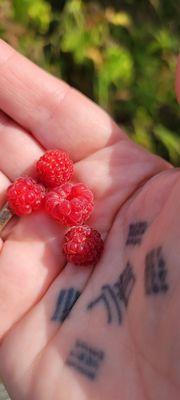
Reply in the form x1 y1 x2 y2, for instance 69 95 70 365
0 40 179 400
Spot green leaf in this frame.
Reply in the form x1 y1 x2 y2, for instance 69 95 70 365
13 0 52 32
132 108 155 152
105 9 132 27
154 125 180 165
13 0 31 21
100 45 134 86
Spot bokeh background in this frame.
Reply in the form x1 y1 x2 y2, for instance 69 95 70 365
0 0 179 165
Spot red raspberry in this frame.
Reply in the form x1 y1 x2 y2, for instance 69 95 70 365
63 225 104 266
7 177 45 216
45 182 94 226
36 149 73 188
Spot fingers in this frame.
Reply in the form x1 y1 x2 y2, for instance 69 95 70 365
0 40 124 161
0 112 45 244
0 111 43 180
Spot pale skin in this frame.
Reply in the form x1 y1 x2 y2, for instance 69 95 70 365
0 39 179 400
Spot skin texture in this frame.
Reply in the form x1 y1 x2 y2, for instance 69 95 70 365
0 40 179 400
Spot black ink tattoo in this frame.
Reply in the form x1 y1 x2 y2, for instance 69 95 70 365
126 221 148 246
87 262 136 325
145 247 169 295
51 288 81 323
66 340 105 380
114 262 136 307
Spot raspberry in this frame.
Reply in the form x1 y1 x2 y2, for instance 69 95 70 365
45 182 94 226
63 225 104 266
36 149 73 188
7 177 45 216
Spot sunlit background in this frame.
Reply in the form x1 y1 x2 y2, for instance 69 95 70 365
0 0 179 165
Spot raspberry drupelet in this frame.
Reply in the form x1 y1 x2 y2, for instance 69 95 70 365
63 225 104 266
7 177 45 216
36 149 73 188
45 182 94 226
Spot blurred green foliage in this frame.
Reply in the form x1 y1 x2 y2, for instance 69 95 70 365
0 0 179 164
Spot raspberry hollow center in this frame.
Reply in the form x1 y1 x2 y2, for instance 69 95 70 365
45 182 94 226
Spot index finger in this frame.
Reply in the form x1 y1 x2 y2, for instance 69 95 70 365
0 40 125 161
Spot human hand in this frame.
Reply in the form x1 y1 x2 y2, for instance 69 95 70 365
0 40 179 400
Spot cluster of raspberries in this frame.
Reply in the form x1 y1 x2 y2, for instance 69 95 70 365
7 149 104 266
